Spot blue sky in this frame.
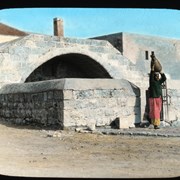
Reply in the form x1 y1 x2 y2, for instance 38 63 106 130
0 8 180 39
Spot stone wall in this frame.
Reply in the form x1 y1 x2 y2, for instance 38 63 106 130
121 32 180 80
166 80 180 122
94 32 180 80
0 78 141 129
63 88 140 128
0 33 144 88
0 90 63 128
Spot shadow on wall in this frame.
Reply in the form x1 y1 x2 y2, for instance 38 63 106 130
129 81 141 126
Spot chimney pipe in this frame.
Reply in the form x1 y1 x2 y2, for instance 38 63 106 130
53 18 64 37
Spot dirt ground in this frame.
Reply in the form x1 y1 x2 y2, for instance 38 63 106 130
0 122 180 178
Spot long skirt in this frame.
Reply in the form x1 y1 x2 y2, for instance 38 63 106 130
149 97 162 126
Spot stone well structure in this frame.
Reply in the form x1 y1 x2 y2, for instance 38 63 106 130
0 79 140 129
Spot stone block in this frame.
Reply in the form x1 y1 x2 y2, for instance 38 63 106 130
94 89 111 98
119 118 129 129
63 90 73 100
117 115 136 129
127 97 140 107
73 90 94 99
54 90 63 100
47 91 54 100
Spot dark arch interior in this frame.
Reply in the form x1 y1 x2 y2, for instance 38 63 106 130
25 53 112 82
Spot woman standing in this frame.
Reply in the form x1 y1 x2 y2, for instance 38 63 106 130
149 54 166 129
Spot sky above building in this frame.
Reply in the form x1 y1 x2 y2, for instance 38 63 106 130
0 8 180 39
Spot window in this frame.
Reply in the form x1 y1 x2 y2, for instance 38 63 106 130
145 51 149 60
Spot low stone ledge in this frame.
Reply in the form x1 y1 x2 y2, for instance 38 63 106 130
96 127 180 137
0 78 140 95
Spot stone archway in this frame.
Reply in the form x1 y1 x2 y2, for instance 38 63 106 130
25 53 112 82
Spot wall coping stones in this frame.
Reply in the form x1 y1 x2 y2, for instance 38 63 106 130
0 78 140 96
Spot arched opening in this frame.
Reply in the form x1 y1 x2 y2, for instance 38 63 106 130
25 53 112 82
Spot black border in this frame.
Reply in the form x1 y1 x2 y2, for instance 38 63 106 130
0 0 180 180
0 0 179 10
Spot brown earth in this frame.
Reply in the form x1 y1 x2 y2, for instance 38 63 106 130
0 122 180 178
